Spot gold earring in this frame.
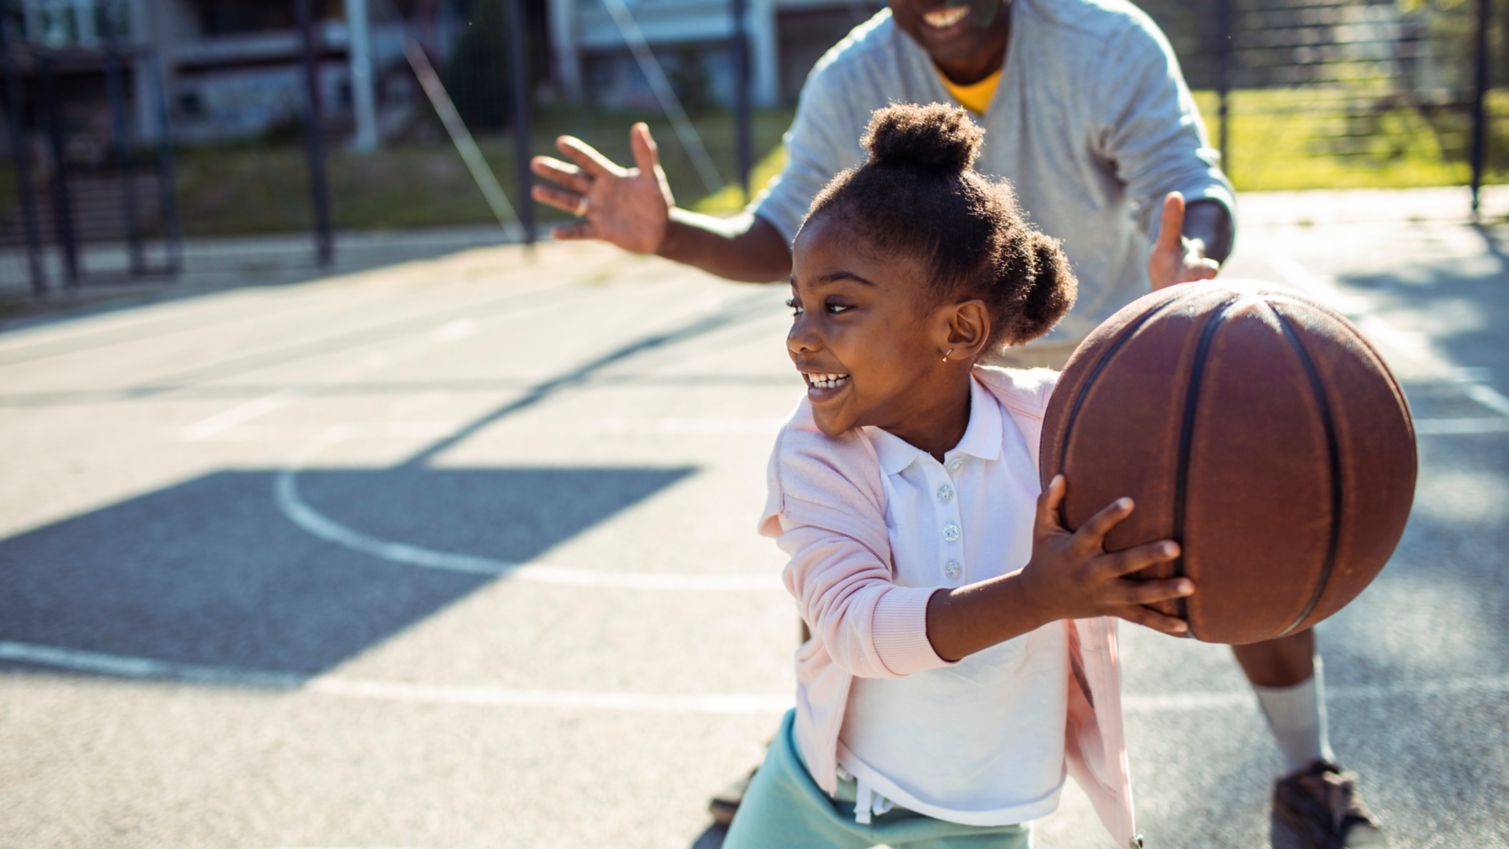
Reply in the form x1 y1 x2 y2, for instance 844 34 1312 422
941 348 954 363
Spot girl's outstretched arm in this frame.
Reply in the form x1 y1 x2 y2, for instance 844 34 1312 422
923 475 1194 662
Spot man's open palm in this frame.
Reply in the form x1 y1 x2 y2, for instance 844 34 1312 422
530 122 674 254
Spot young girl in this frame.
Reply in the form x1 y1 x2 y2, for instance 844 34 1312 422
725 103 1195 849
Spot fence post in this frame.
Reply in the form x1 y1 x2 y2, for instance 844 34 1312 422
40 54 80 288
1216 0 1233 178
0 2 47 295
105 47 145 275
148 49 182 276
296 0 334 267
1470 0 1490 218
505 0 535 245
732 0 751 201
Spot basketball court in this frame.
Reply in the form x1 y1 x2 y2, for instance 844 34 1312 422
2 188 1506 848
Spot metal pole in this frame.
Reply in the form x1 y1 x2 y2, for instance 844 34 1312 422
732 0 751 200
504 0 535 245
105 47 145 275
0 4 47 295
1216 0 1232 179
296 0 334 266
40 54 80 287
344 0 378 151
148 49 181 276
1469 0 1490 218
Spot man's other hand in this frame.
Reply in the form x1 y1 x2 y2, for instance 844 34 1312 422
530 122 674 254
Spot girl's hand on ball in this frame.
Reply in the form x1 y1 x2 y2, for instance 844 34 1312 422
1020 475 1195 636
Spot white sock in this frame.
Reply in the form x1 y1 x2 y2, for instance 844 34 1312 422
1253 654 1336 776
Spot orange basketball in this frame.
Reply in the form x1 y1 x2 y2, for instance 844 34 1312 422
1039 281 1417 644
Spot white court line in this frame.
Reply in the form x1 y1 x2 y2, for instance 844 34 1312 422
1413 417 1509 435
1464 382 1509 418
5 640 1506 716
178 294 570 443
182 388 304 442
273 427 779 591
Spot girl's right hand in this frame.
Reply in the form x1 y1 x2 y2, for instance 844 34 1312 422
1018 475 1194 636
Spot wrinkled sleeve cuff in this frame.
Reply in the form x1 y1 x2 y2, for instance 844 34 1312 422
872 585 955 675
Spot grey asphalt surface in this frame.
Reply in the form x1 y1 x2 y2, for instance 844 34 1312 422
1 188 1506 849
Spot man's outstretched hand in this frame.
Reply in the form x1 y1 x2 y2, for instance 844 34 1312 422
530 122 674 254
1148 191 1222 290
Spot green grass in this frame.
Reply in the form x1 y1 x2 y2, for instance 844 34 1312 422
9 88 1509 238
1191 89 1509 190
170 106 796 237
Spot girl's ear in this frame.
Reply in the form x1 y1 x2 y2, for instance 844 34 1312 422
942 299 991 361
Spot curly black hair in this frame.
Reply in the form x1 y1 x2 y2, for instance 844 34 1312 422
803 102 1077 350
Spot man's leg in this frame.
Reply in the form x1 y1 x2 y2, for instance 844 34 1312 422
1233 630 1386 849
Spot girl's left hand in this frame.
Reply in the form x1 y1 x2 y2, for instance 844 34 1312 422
1148 191 1221 290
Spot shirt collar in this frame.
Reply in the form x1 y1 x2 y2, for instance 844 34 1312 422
869 375 1004 476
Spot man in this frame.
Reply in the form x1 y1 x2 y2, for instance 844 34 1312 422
531 2 1384 846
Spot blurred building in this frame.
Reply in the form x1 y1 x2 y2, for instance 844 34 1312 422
549 0 886 110
2 0 461 149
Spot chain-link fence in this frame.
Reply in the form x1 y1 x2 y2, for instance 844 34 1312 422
1142 0 1506 198
1 0 1502 297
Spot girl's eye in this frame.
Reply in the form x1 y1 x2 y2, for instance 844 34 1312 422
784 297 803 317
826 301 852 314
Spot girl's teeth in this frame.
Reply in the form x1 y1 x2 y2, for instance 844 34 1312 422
809 373 850 390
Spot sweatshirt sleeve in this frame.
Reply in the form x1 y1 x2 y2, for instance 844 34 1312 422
748 54 866 245
759 422 953 679
1089 15 1237 240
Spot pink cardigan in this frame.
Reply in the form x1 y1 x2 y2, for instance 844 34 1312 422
758 366 1141 849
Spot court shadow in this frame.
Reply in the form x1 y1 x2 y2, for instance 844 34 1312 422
0 463 694 679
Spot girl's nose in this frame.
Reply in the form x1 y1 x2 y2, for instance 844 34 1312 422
787 317 820 354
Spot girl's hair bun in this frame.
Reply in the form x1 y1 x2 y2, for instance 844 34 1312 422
862 103 982 174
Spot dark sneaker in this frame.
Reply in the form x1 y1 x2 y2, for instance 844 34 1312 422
1273 761 1388 849
708 766 756 828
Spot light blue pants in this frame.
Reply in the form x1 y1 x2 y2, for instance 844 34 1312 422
723 710 1032 849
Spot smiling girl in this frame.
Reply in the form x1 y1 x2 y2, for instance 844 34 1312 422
724 103 1194 849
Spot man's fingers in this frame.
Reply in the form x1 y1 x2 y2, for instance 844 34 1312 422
531 155 591 195
1186 257 1220 280
550 220 596 241
1155 191 1185 254
555 135 622 178
630 122 660 175
531 184 587 215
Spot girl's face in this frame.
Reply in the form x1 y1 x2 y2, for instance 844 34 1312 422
787 214 967 450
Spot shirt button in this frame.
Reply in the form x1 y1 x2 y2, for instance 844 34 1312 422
937 483 954 503
944 560 963 580
946 457 963 473
942 523 960 543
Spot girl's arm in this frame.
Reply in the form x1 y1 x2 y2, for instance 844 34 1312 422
924 475 1195 662
778 517 950 680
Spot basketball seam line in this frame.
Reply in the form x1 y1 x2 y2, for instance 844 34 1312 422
1174 297 1243 640
1050 290 1197 531
1270 306 1344 639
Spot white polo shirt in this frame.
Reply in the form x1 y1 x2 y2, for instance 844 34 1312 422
837 376 1069 826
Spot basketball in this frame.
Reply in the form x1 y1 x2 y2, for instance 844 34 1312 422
1039 280 1417 644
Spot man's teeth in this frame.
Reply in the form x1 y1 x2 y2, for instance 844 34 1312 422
808 373 850 390
923 6 970 28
